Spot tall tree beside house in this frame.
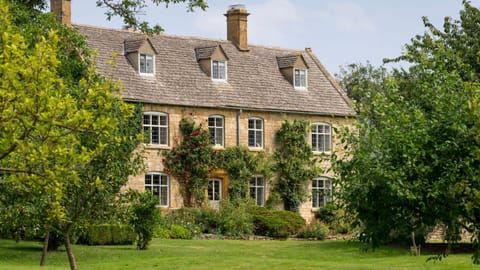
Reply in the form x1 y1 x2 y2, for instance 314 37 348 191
0 1 144 270
273 120 321 213
333 1 480 262
162 115 219 207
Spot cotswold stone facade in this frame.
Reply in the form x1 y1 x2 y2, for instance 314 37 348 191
52 0 355 222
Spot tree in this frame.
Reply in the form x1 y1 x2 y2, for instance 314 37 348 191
162 114 218 207
272 120 321 213
333 1 480 262
0 1 144 269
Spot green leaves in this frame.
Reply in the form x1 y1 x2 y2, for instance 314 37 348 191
334 2 480 261
272 120 320 212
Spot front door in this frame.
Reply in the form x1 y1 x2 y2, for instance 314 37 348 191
208 179 221 209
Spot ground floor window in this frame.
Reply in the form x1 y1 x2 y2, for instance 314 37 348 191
250 176 265 206
208 179 222 202
145 172 169 206
312 177 332 208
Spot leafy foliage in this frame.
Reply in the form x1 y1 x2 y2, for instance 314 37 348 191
220 146 272 201
272 120 321 212
333 1 480 262
162 114 218 207
97 0 208 33
127 190 160 250
248 206 305 238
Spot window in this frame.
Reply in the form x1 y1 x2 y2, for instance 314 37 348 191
312 177 332 208
294 68 307 88
208 115 224 147
248 118 263 148
212 60 226 80
312 123 331 152
208 179 221 202
143 112 168 146
250 176 265 206
145 173 169 206
139 53 154 74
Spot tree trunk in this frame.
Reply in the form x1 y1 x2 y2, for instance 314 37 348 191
411 231 419 256
40 229 50 266
63 230 78 270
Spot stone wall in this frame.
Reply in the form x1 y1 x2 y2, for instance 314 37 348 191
126 103 351 221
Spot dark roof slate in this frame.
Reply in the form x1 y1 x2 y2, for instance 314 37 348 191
276 55 298 68
75 24 354 116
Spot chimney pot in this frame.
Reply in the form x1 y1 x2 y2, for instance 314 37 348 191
225 5 249 51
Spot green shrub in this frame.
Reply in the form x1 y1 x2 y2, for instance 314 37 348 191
168 224 193 239
153 226 170 239
297 222 329 240
248 206 305 238
163 207 218 236
81 224 136 245
315 203 357 234
217 200 253 237
128 190 160 250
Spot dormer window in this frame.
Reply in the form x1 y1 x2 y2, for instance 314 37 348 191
124 36 157 76
294 68 307 88
140 53 154 75
195 45 229 82
277 54 309 90
212 60 226 80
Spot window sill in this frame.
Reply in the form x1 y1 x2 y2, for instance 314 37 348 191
248 147 264 152
144 144 170 150
313 151 332 156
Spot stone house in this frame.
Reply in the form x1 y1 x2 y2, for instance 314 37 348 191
51 0 354 221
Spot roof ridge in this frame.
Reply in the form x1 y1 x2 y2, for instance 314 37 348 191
73 23 305 53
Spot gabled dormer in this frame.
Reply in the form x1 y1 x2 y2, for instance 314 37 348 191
124 37 158 76
195 45 229 81
277 54 309 90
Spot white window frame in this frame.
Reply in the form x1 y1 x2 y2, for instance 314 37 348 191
145 172 170 207
208 179 222 202
212 60 227 81
294 68 307 89
312 177 332 208
248 118 264 149
311 122 331 153
250 175 265 206
208 115 224 147
139 53 155 75
143 112 168 146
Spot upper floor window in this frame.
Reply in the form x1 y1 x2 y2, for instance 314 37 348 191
145 172 169 206
250 176 265 206
248 118 263 148
208 115 224 147
140 53 154 75
312 123 331 153
212 60 226 80
143 112 168 146
312 177 332 208
294 68 307 88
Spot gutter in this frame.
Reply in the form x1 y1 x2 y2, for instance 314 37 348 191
236 109 243 146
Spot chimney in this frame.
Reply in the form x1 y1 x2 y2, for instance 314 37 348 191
50 0 71 25
225 5 249 51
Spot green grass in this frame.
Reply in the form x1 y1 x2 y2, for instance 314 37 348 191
0 239 478 270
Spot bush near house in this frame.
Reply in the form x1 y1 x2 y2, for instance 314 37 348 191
247 206 305 238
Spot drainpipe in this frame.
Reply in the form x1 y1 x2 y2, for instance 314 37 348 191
236 109 243 146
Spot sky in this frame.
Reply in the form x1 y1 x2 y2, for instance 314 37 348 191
70 0 480 76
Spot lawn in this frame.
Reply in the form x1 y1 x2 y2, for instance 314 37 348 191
0 238 478 270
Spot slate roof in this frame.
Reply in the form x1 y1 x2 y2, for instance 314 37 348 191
195 46 217 60
276 55 299 69
75 24 354 117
